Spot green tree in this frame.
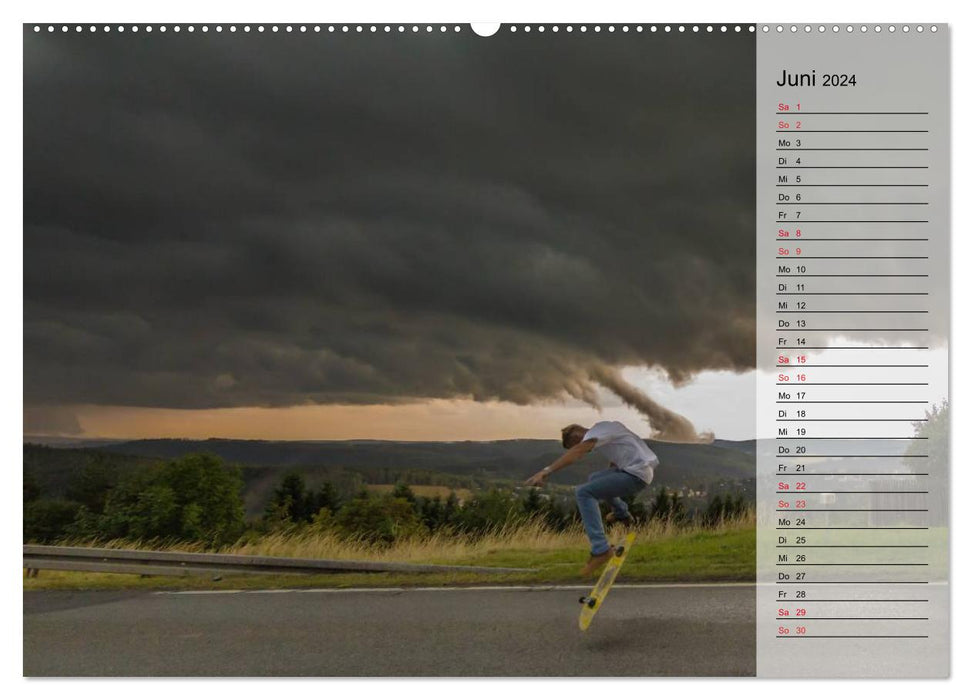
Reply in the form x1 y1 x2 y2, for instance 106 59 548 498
648 489 686 523
669 492 686 523
75 453 245 545
65 458 119 514
391 482 418 505
726 493 749 520
648 489 670 521
522 488 543 515
544 495 579 530
522 488 574 530
443 491 459 522
906 400 947 526
704 495 725 526
314 482 342 513
24 499 82 543
627 499 649 522
907 400 947 470
266 472 309 523
23 469 41 504
419 495 445 531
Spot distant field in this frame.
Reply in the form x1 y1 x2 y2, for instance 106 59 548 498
365 484 474 503
23 515 755 591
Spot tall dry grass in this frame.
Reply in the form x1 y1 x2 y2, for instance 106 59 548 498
62 510 755 564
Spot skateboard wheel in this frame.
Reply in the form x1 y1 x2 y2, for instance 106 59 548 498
586 597 597 609
615 546 625 556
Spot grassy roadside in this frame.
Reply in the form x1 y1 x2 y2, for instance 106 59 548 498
24 517 755 592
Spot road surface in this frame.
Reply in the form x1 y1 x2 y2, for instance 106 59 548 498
24 584 755 676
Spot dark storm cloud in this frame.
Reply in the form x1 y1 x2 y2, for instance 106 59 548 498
24 29 755 440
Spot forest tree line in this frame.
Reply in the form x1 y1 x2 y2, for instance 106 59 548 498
24 452 750 546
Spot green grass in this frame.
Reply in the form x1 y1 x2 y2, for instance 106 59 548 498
24 518 755 592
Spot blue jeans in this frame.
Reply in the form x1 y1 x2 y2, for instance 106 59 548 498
575 469 646 555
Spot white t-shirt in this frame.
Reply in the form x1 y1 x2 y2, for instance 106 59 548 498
582 421 658 484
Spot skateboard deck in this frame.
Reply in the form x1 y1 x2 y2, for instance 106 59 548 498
578 531 636 631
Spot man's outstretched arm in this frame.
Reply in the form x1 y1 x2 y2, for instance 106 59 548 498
524 439 597 487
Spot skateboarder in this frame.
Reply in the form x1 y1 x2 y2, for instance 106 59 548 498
525 421 658 575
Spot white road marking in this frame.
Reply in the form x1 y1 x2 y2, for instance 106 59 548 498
155 582 753 595
156 589 244 595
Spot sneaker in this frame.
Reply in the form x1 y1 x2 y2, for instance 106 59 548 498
580 547 615 576
605 512 633 525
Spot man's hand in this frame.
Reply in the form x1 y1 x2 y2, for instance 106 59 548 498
524 440 596 488
525 469 549 487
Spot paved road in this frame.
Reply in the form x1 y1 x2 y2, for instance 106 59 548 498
24 584 755 676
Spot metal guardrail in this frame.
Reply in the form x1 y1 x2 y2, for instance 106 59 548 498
23 545 536 577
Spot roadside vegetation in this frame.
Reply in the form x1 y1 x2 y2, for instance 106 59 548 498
25 451 754 590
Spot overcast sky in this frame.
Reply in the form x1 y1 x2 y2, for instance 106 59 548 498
24 28 756 440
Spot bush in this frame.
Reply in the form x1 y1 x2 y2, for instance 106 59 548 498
334 494 426 544
452 489 523 533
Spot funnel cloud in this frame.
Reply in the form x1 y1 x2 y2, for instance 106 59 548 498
591 366 714 443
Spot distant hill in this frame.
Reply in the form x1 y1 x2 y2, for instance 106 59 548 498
23 436 128 449
92 436 755 483
712 439 757 455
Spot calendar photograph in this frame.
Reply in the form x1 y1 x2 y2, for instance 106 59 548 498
21 20 949 679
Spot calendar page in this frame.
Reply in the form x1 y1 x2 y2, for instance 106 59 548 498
21 20 950 679
755 26 949 677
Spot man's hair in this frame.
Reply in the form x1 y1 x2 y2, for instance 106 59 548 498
560 424 587 448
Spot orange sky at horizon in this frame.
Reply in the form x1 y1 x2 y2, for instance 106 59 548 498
46 399 658 442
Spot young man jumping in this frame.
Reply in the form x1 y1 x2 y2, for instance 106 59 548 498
525 421 659 576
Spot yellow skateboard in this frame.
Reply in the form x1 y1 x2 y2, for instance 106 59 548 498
578 532 636 631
